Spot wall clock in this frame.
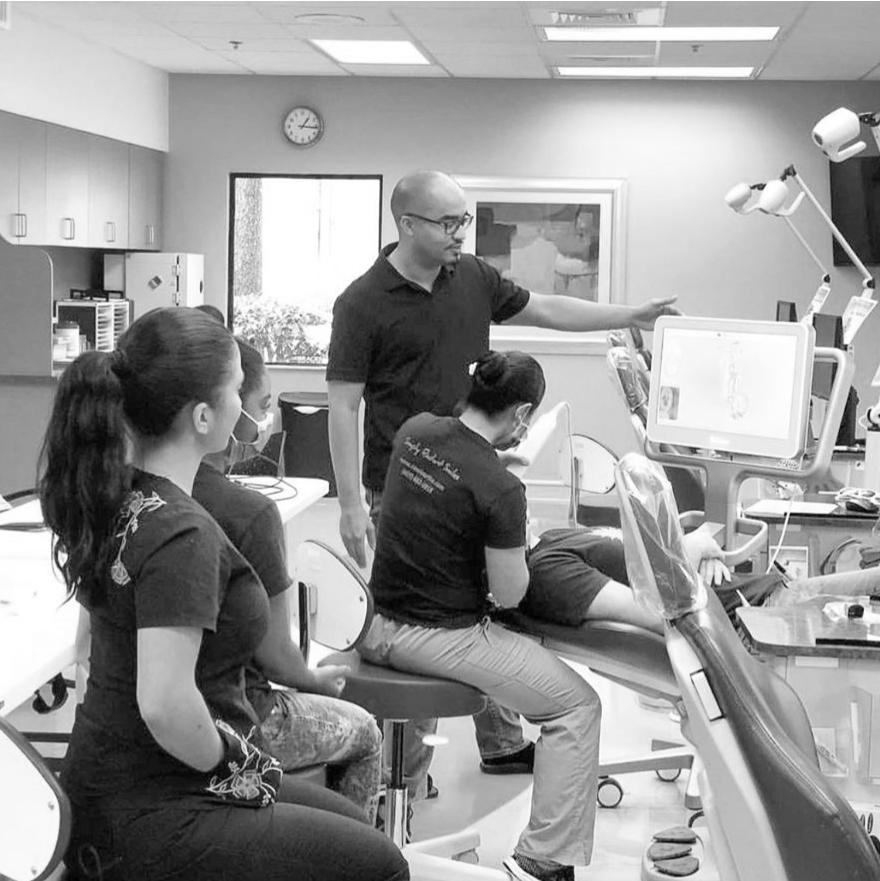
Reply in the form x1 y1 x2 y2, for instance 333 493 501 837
283 106 324 147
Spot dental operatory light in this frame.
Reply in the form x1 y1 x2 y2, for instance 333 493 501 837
812 107 880 163
726 159 876 333
725 178 831 320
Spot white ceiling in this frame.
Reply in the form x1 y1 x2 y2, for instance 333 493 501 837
15 1 880 80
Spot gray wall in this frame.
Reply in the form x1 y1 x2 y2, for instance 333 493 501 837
165 75 880 457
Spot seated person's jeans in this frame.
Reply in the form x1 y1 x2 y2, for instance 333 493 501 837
359 611 601 867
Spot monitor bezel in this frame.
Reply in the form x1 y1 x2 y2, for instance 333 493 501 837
646 316 815 460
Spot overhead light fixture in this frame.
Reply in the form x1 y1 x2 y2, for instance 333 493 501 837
556 66 754 78
545 26 778 42
311 39 429 65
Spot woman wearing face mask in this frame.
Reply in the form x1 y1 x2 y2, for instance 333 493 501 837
359 350 601 881
196 337 384 821
41 308 407 881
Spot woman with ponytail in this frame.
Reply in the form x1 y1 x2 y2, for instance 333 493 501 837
41 307 407 881
359 350 601 881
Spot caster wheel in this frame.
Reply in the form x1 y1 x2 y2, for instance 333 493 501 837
656 767 683 782
597 776 624 808
687 810 705 828
453 849 479 864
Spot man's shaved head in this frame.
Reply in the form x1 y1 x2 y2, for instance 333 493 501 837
390 171 465 225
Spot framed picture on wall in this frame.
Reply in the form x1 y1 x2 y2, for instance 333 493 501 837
454 176 627 350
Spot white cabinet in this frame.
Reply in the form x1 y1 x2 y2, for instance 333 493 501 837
88 136 129 248
45 126 90 246
128 146 164 251
0 113 47 245
0 110 164 250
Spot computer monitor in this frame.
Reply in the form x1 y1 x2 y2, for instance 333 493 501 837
647 317 815 460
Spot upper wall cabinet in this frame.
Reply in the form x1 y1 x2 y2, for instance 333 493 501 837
129 146 164 251
88 136 129 248
46 126 90 246
0 110 164 251
0 114 47 245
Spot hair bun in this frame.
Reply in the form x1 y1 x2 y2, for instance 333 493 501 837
474 350 507 386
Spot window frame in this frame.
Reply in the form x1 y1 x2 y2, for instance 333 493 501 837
227 172 383 366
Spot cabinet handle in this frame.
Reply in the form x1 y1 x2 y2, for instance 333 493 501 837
146 224 155 246
13 213 27 238
105 221 116 243
62 217 76 241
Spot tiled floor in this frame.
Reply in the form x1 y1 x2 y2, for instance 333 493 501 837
298 499 702 880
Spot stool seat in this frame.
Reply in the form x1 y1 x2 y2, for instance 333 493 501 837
322 650 486 721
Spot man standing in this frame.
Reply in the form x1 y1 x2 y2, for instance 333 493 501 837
326 170 678 797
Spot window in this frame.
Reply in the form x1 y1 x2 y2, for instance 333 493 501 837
229 174 382 365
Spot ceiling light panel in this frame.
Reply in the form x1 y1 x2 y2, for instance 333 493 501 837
545 26 778 41
556 66 754 78
312 39 430 65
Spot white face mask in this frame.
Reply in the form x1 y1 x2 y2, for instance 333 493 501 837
494 413 530 451
232 409 274 449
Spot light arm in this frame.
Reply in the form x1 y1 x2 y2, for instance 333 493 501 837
782 165 875 296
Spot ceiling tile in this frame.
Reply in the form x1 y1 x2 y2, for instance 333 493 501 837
217 51 346 74
658 43 774 66
191 36 311 52
163 21 293 39
132 49 248 73
439 55 550 78
404 25 535 44
337 63 448 77
392 2 530 29
134 2 268 22
662 1 802 28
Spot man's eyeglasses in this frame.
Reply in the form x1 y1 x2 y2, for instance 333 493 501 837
404 212 474 236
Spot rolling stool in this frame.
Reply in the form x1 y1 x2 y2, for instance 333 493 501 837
295 540 509 880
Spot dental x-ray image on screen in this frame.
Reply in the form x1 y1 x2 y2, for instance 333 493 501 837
647 317 814 460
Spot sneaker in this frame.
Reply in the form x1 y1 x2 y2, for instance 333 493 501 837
480 741 535 775
503 853 574 881
426 773 439 800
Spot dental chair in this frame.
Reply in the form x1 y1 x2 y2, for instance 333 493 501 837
606 336 706 515
295 539 509 881
503 403 699 809
615 452 880 880
0 713 70 881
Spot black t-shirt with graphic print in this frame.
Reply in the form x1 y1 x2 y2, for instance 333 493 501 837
370 413 527 628
61 471 270 808
192 461 292 723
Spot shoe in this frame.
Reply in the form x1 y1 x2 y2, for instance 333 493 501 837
502 854 574 881
480 741 535 775
426 773 439 800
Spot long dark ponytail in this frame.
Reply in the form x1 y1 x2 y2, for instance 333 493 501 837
39 351 129 605
39 307 237 604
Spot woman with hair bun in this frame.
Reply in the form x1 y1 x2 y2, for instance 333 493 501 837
40 307 408 881
359 350 600 881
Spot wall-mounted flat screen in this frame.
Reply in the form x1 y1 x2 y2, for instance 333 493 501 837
829 157 880 267
647 317 814 459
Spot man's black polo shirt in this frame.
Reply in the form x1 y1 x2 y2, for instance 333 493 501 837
326 243 530 491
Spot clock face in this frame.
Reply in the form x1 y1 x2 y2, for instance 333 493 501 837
283 106 324 147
